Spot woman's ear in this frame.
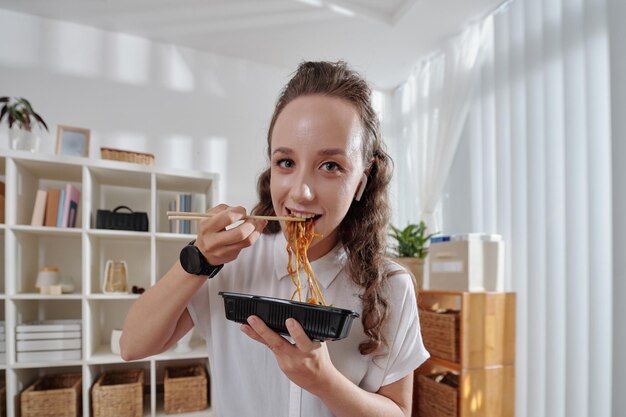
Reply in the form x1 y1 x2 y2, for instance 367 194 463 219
355 173 368 201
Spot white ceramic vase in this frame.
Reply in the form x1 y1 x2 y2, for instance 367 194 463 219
110 328 123 355
9 127 40 152
174 329 194 353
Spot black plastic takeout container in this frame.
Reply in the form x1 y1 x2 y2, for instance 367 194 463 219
219 291 359 341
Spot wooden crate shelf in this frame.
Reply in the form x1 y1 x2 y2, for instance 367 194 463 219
413 291 516 417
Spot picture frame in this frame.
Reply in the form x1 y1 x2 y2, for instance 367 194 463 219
56 125 90 157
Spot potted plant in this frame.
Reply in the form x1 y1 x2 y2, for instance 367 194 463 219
0 96 49 152
389 221 438 289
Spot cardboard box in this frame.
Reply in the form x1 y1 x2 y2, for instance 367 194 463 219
428 238 504 291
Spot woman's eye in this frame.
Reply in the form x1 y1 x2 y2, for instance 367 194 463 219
276 159 294 169
320 161 341 172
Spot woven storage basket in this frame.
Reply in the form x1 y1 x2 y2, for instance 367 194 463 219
418 308 460 362
100 147 155 166
417 373 458 417
92 369 144 417
164 364 208 414
21 373 82 417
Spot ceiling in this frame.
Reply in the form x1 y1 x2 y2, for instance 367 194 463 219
0 0 505 90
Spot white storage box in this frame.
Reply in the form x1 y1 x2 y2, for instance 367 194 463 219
428 235 504 292
16 320 82 362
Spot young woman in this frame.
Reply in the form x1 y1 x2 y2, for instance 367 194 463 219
121 61 428 417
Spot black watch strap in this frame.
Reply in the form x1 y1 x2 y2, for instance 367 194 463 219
184 240 223 278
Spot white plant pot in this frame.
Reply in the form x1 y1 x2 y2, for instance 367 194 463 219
9 127 40 152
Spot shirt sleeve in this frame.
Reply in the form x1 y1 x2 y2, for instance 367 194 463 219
187 280 210 341
361 271 430 390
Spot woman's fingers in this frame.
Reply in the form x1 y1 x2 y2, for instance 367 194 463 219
285 318 317 353
195 205 267 265
202 206 247 233
246 315 291 354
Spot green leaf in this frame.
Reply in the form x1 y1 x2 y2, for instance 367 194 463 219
389 221 440 259
0 97 47 131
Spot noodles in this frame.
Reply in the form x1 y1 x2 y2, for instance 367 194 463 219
285 219 327 306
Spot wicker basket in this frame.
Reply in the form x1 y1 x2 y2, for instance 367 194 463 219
100 147 155 166
418 308 460 362
417 373 458 417
21 373 82 417
92 369 144 417
164 364 208 414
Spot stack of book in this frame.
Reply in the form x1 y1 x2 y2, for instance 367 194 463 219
30 183 80 227
169 193 192 234
16 319 82 362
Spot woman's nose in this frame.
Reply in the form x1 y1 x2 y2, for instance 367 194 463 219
290 179 315 203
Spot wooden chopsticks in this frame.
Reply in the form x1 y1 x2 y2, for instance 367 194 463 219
166 211 305 222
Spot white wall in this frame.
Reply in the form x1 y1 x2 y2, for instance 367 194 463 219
0 9 289 210
608 1 625 416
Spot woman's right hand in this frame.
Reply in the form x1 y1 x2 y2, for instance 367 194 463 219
194 204 267 265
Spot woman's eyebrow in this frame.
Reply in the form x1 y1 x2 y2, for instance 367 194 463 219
272 147 293 155
318 148 346 157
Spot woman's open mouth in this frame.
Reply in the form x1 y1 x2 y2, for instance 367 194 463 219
286 208 322 224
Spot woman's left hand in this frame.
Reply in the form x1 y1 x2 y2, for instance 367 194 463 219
241 315 338 394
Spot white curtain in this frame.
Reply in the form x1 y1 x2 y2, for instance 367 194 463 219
442 0 614 416
387 21 487 232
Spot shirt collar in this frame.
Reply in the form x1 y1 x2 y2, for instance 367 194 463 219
273 232 347 289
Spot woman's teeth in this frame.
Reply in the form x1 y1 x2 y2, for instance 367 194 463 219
293 212 317 219
288 209 319 219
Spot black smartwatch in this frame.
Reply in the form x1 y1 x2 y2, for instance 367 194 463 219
179 240 223 278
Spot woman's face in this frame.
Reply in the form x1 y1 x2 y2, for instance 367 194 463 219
270 94 366 261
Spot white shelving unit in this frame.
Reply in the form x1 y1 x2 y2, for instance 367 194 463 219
0 149 218 416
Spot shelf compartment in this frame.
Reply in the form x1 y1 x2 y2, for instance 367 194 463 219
87 234 150 295
13 300 82 364
155 173 213 234
86 299 134 361
13 365 82 416
87 166 151 231
86 362 151 417
13 231 82 294
155 239 187 284
154 359 210 417
14 159 83 227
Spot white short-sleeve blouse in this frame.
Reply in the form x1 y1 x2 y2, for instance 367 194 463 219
188 232 429 417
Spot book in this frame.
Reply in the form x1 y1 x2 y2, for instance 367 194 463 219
0 180 4 224
30 189 47 226
56 189 65 227
175 194 181 233
44 188 61 227
177 193 192 234
169 199 176 233
61 183 80 228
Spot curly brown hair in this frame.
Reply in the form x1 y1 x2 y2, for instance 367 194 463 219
251 61 393 355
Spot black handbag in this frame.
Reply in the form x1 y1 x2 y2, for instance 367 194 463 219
96 205 149 232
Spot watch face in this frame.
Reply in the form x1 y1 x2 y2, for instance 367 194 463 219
181 245 203 274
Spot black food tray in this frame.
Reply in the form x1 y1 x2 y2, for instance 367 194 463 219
219 291 359 341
